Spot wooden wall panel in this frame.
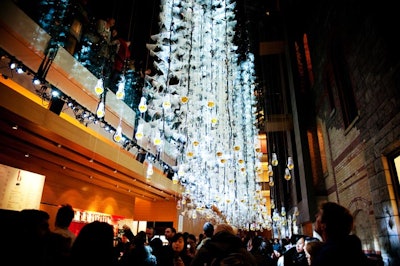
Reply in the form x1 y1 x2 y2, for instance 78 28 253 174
134 197 178 227
41 172 136 230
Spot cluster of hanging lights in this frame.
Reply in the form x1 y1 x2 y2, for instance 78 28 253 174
133 0 271 229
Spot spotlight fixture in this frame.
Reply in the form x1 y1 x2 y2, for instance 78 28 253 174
9 61 16 69
32 76 42 85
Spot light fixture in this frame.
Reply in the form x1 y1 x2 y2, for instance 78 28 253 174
138 97 148 113
134 0 264 228
96 101 105 118
271 152 278 166
116 78 125 100
146 163 154 179
284 168 292 181
287 156 294 170
113 125 123 142
94 78 104 95
135 123 144 140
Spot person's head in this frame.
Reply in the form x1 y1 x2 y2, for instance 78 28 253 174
134 231 147 246
106 17 116 27
304 240 323 265
55 204 74 228
314 202 354 241
187 234 197 250
165 227 176 242
71 221 115 264
214 223 234 235
171 232 186 254
19 209 50 238
203 222 214 237
121 234 129 243
146 226 155 240
294 236 306 253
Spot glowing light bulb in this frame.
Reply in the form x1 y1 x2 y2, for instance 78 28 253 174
284 168 291 180
135 124 144 140
94 79 104 95
287 156 294 170
138 97 148 113
153 131 162 146
281 207 286 216
146 163 154 176
172 173 179 184
96 101 105 118
116 79 125 99
162 95 171 109
270 199 275 209
269 177 274 187
271 153 278 166
268 164 273 177
113 126 123 142
180 96 189 104
178 166 185 177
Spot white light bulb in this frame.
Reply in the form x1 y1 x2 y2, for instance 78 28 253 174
138 97 147 113
113 126 123 142
96 101 105 118
94 79 104 95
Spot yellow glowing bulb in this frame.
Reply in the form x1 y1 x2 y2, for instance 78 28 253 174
181 96 189 103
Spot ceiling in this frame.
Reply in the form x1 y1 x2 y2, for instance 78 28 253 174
0 77 181 202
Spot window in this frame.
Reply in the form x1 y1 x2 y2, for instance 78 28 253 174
331 38 358 128
389 152 400 214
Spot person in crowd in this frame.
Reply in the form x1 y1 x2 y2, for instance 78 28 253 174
304 240 323 266
312 201 369 266
146 226 156 244
249 235 275 266
5 209 71 266
196 222 214 251
165 227 177 245
271 243 283 266
213 223 236 235
197 233 205 248
53 204 76 248
96 17 115 59
186 233 197 258
70 220 116 266
114 233 132 262
150 237 164 264
118 230 157 266
191 223 257 266
158 232 192 266
122 224 135 243
277 235 308 266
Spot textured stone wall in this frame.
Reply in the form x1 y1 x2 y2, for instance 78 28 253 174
304 0 400 264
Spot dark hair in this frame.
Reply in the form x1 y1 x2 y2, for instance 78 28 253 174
320 202 354 238
203 222 214 237
55 204 74 228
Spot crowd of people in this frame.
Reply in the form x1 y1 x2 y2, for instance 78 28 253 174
0 202 380 266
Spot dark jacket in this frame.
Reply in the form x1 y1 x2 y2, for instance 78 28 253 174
190 231 257 266
312 234 369 266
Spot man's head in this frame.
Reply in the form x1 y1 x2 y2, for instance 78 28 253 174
314 201 353 241
164 227 176 242
55 204 74 228
146 226 155 240
203 222 214 237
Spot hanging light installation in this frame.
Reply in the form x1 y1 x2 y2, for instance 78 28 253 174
135 0 267 229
